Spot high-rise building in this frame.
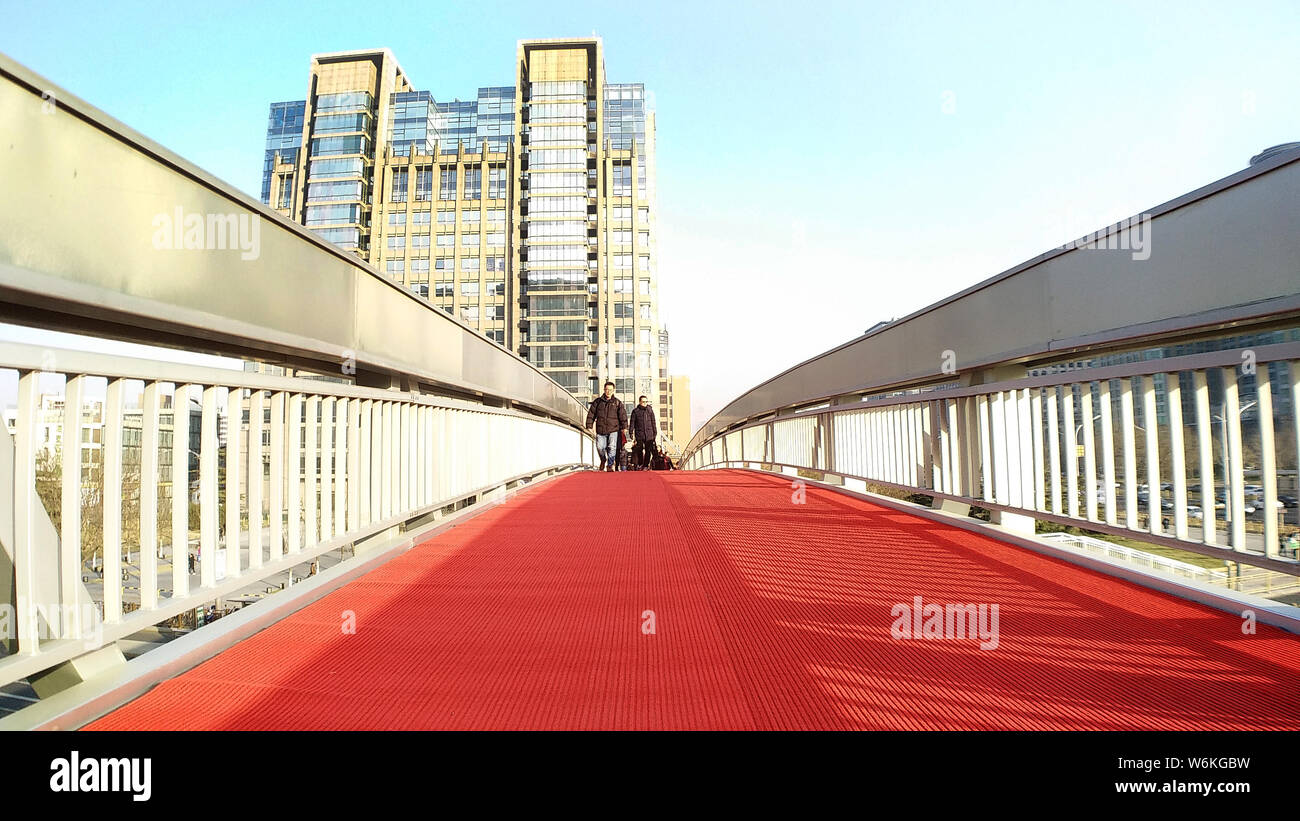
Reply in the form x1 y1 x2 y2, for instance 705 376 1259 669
260 38 667 407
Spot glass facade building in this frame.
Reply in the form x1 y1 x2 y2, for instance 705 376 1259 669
257 39 682 430
261 101 306 206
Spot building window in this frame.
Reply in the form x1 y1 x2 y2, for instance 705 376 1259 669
387 234 405 249
489 165 506 199
439 166 457 200
415 168 433 201
611 162 632 196
436 235 455 247
638 207 649 223
386 260 404 276
437 210 455 225
614 302 634 318
614 255 632 269
640 329 651 345
487 209 506 223
638 231 649 245
391 168 408 203
461 282 480 296
412 211 431 225
461 306 479 323
389 213 406 226
435 281 454 298
639 256 650 271
485 305 505 320
278 175 294 209
639 304 650 320
465 167 482 200
411 234 430 248
615 327 633 344
639 279 650 295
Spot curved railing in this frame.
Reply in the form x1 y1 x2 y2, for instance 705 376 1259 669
0 53 594 703
685 146 1300 577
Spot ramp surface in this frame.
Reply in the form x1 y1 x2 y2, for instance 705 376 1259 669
87 470 1300 730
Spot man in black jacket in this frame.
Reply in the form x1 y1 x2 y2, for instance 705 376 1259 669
629 394 659 471
586 381 628 472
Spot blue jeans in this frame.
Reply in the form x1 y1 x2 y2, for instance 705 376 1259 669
596 432 619 467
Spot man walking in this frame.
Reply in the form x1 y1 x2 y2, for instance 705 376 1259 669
586 381 628 472
630 394 658 471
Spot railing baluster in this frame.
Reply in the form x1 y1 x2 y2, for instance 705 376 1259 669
269 391 285 562
103 377 124 623
349 398 362 532
320 398 333 544
140 381 160 610
978 395 994 504
287 393 302 554
1166 374 1189 541
14 370 40 653
1142 375 1162 535
249 390 265 570
361 399 374 527
61 375 84 639
1099 380 1117 525
199 385 218 588
1223 367 1247 552
171 384 192 599
1193 370 1216 546
335 398 348 537
947 398 962 497
1255 365 1278 558
1119 378 1138 530
1063 389 1078 518
1030 389 1045 512
305 396 318 549
1046 387 1061 514
225 387 242 580
1082 386 1097 522
381 401 394 520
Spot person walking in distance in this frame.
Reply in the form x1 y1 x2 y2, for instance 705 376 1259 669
586 381 628 472
630 395 659 471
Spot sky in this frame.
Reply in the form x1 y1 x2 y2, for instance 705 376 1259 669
2 0 1298 438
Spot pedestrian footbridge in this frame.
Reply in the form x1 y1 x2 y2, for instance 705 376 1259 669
1 54 1299 730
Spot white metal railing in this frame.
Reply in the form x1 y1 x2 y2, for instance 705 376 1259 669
687 343 1300 574
0 342 591 687
1038 532 1230 584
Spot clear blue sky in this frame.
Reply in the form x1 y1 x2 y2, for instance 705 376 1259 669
3 0 1298 435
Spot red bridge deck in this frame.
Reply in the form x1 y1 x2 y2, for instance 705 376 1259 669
87 470 1300 730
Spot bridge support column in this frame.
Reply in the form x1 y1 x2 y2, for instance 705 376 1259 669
992 509 1036 536
27 644 127 699
931 497 970 516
